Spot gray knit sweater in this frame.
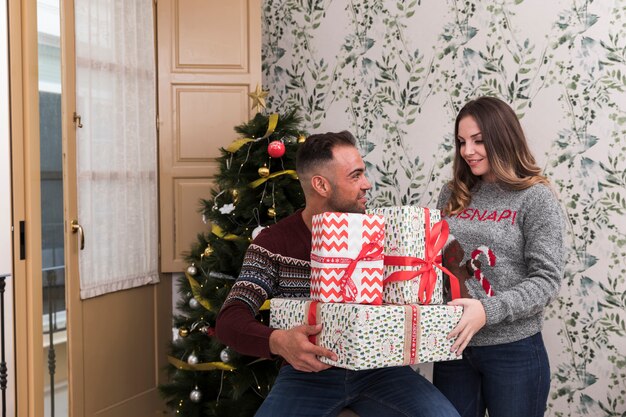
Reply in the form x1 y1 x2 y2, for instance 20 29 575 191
438 181 565 346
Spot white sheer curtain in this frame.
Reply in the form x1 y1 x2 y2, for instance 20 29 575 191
75 0 158 299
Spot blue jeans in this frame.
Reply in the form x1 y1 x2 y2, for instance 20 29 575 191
432 333 550 417
255 365 460 417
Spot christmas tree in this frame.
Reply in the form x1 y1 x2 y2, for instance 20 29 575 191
159 89 307 417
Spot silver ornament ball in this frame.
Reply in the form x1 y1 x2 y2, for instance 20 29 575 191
220 348 231 363
186 265 197 275
189 297 200 309
189 388 202 403
187 353 199 365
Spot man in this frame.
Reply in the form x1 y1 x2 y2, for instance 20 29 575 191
216 131 459 417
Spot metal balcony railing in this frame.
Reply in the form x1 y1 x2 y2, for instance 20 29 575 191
42 266 66 417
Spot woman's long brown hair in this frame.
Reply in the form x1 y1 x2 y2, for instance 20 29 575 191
444 96 548 215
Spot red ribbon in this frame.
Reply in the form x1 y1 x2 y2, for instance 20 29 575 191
339 232 383 302
384 209 461 304
307 301 319 344
408 304 419 364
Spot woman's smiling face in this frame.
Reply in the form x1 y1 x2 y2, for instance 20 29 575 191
457 115 496 182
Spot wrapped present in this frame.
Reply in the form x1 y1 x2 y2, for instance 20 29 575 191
310 212 384 305
270 298 463 370
368 206 459 305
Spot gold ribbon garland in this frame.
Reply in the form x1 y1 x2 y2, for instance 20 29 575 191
186 272 213 311
225 138 254 153
211 224 244 241
249 169 298 189
187 268 268 312
168 355 235 371
259 113 279 139
185 273 269 311
225 113 279 153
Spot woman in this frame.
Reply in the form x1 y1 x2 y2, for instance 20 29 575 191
433 96 565 417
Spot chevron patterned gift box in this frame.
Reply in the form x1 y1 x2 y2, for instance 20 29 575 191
310 212 385 305
270 298 463 370
368 206 445 305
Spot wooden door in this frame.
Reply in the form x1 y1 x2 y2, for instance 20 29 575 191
10 1 172 416
61 2 172 416
11 0 261 414
157 0 262 272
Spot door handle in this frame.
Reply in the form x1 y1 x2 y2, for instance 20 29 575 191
73 112 83 128
71 220 85 250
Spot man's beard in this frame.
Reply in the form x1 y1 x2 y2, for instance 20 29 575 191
327 193 366 214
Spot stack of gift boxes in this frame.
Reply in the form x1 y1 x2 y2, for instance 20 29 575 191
270 207 462 370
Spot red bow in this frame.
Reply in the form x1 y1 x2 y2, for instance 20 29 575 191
384 209 460 304
340 232 384 303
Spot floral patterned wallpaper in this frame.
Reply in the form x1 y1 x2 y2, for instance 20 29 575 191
262 0 626 415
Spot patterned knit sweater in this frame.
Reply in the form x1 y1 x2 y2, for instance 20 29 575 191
439 181 565 346
215 209 312 359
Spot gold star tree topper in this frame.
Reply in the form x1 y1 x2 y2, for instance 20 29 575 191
248 84 269 113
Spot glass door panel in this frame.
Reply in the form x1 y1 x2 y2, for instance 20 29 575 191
37 0 67 415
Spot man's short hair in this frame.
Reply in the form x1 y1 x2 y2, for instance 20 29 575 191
296 131 357 177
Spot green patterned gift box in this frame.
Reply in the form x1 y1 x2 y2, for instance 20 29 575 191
368 206 445 305
270 298 462 370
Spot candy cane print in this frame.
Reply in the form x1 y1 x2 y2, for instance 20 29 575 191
331 329 344 353
469 246 495 296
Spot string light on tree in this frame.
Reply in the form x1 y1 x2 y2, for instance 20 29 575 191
267 207 276 218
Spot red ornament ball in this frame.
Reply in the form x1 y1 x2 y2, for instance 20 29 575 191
267 140 286 158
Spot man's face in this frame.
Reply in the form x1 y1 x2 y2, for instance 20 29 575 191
325 145 371 213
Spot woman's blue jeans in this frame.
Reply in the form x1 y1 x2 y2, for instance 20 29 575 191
255 365 460 417
433 332 550 417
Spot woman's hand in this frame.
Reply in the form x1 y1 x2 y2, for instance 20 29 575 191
447 298 486 356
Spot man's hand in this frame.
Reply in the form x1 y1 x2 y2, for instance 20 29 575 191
447 298 486 356
269 324 337 372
